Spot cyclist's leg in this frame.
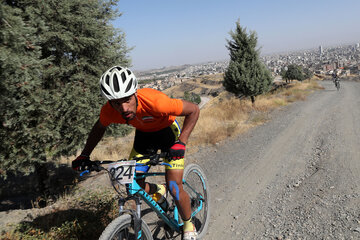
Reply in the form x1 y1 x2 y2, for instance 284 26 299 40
164 121 194 228
165 167 192 221
165 160 197 235
129 148 158 194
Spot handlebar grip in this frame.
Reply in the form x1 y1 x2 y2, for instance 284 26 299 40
161 162 172 168
80 170 90 176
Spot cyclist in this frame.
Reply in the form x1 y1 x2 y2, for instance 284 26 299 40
332 71 340 88
72 66 199 239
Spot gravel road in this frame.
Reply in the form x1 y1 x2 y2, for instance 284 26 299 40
192 80 360 239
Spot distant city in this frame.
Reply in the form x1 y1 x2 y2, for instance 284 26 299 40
136 43 360 91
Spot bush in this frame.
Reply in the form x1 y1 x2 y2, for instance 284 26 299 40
183 91 201 104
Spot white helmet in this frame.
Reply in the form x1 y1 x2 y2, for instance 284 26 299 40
99 66 138 100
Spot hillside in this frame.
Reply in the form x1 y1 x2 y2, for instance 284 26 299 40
162 73 224 99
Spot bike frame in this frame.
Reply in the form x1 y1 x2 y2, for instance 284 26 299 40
116 169 205 239
123 171 182 233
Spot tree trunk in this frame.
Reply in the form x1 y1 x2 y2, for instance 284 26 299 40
250 96 255 107
34 162 49 207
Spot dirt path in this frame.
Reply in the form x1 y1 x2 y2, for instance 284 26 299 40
192 80 360 239
199 96 210 109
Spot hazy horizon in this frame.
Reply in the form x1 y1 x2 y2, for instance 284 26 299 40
114 0 360 71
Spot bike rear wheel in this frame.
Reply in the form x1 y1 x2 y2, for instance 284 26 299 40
183 164 210 239
99 214 153 240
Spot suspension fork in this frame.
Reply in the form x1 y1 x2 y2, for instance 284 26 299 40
118 195 143 239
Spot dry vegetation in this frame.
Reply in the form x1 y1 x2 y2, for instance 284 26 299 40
189 78 323 146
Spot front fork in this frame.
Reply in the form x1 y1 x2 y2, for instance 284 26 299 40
118 196 143 239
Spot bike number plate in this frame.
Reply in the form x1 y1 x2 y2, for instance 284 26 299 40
108 160 136 184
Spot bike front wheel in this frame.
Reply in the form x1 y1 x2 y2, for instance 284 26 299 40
183 164 210 239
99 214 153 240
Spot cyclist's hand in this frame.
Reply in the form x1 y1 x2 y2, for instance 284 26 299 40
169 140 186 160
72 155 92 171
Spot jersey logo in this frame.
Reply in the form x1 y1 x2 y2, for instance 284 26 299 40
142 116 155 123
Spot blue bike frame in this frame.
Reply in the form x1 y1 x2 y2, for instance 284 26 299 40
125 171 182 233
121 169 205 237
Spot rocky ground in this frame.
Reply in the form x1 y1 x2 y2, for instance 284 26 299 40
195 80 360 239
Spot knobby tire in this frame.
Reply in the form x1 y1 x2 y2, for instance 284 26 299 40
183 164 210 239
99 214 152 240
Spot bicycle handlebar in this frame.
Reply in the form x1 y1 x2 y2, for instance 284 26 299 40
79 152 170 176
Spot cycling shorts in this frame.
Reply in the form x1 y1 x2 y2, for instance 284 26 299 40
129 120 184 172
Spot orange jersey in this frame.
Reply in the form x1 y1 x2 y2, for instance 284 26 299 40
99 88 183 132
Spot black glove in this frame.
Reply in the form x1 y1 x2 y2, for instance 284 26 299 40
72 155 92 171
169 140 186 160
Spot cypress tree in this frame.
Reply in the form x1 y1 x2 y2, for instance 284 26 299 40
1 1 50 174
223 20 272 104
1 0 131 175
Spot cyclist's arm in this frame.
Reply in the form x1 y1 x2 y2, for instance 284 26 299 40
177 100 200 144
80 119 107 157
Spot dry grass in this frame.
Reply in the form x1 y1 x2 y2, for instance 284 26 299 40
184 79 323 147
190 96 252 145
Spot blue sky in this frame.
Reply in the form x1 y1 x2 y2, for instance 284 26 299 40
113 0 360 71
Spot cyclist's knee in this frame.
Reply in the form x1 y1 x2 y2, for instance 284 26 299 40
167 180 183 201
136 178 146 189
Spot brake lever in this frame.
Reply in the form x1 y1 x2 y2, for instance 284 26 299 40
147 154 160 166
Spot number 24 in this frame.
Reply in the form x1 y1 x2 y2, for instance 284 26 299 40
111 166 134 180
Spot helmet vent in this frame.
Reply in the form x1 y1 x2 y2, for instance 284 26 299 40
121 72 126 83
113 74 120 92
125 79 133 93
101 85 110 96
100 66 137 100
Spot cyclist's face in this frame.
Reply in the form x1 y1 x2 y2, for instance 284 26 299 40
110 94 137 120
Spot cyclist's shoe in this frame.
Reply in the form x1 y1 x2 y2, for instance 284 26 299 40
183 229 197 240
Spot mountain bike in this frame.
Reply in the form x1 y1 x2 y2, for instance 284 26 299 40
335 79 340 91
333 77 340 91
81 152 210 240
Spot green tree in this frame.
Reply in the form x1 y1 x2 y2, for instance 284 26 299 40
283 64 306 82
303 67 313 80
223 20 272 105
1 0 131 175
280 67 287 79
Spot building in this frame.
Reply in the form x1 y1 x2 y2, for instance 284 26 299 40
319 45 323 55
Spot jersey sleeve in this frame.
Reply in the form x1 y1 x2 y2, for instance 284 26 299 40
153 93 183 116
99 102 115 127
